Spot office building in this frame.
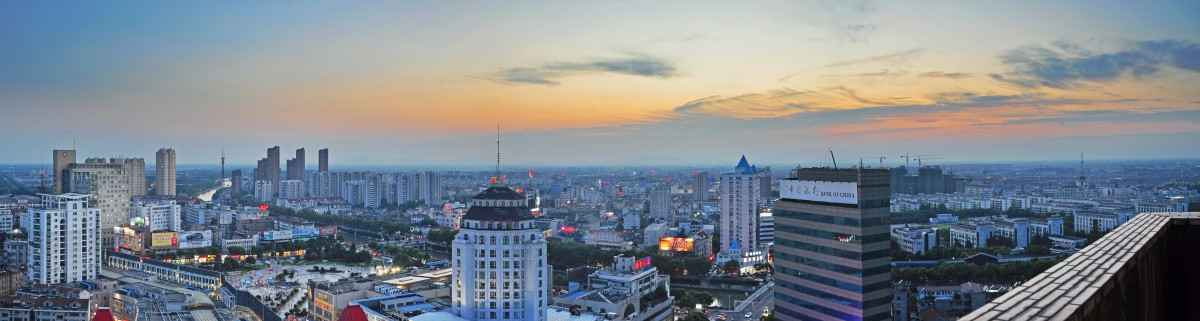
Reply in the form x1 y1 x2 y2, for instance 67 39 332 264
692 171 709 201
130 200 181 232
773 167 891 321
287 148 306 181
1074 211 1137 234
758 209 775 246
253 146 281 199
949 223 996 248
716 156 764 267
451 185 549 321
891 226 938 255
319 148 329 172
155 148 176 196
65 157 146 246
0 284 93 321
28 193 101 285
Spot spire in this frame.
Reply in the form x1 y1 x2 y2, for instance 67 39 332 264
736 155 750 169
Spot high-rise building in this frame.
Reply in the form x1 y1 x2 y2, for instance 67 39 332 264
278 180 306 199
648 187 671 222
717 156 762 267
28 193 101 285
318 148 329 172
66 157 145 246
773 167 891 321
758 166 773 200
130 200 181 232
419 171 442 206
451 186 549 321
287 148 306 182
155 148 176 196
230 169 243 199
253 146 281 199
692 171 709 201
52 150 76 194
254 180 275 202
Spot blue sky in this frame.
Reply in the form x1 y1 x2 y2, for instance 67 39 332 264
2 1 1198 167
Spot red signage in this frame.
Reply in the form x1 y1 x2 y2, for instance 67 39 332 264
634 256 653 270
259 204 269 211
319 226 338 236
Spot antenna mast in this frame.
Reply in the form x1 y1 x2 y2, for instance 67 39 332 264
221 147 226 180
496 124 501 179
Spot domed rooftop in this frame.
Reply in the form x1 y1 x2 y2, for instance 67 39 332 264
463 185 533 221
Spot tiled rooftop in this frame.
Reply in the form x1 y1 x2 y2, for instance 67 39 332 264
961 212 1200 321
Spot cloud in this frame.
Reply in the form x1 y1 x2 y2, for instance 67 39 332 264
990 39 1200 89
919 71 973 79
780 47 926 81
485 54 678 86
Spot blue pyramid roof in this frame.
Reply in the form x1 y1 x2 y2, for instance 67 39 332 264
736 155 750 169
731 239 741 250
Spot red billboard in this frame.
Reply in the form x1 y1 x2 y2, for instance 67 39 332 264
319 226 338 236
658 237 695 252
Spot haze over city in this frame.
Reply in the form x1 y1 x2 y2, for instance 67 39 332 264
3 1 1199 166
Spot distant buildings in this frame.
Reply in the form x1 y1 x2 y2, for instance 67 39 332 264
154 148 176 196
230 169 243 199
279 179 306 199
28 193 100 285
253 146 282 199
949 217 1064 248
0 284 93 321
647 187 670 222
318 148 329 172
1074 211 1137 233
253 180 274 202
773 167 891 321
692 171 709 201
451 185 549 321
287 148 306 182
890 165 967 195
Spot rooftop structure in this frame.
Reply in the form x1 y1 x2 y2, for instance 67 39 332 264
962 212 1200 320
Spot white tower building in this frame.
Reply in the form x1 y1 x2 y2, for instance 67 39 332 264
452 186 549 321
28 193 101 284
131 200 181 232
717 156 765 269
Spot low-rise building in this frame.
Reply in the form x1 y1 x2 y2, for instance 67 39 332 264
891 226 938 255
642 222 671 248
929 214 959 224
949 223 996 248
553 255 674 321
1074 211 1136 233
585 230 633 250
4 240 27 269
0 284 92 321
353 292 446 321
104 251 222 290
309 278 385 321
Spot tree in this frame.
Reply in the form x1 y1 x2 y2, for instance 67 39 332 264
682 312 708 321
624 305 635 317
722 260 741 275
417 218 439 227
245 256 257 265
427 229 459 245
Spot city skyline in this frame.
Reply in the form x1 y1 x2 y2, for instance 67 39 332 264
2 1 1198 165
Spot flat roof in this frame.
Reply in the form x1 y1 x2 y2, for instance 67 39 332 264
417 269 452 278
384 276 429 285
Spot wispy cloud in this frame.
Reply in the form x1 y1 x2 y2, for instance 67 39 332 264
484 54 678 86
990 39 1200 89
780 47 926 81
919 71 974 79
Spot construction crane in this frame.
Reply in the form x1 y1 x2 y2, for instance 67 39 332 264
829 149 838 169
915 154 941 167
899 154 910 168
867 156 886 168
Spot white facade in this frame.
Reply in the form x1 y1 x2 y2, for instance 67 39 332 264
1074 212 1136 233
758 210 774 246
29 193 101 285
254 180 274 201
892 227 938 255
342 180 366 205
131 200 181 232
718 156 761 260
0 208 12 233
452 186 549 321
155 148 176 196
278 179 307 199
949 223 995 248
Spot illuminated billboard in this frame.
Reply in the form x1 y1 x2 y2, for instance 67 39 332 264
779 180 858 204
292 228 318 239
658 237 695 252
318 226 338 236
178 230 212 249
151 232 178 248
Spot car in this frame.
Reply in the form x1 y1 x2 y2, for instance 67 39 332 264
745 313 752 318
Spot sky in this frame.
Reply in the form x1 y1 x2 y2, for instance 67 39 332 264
2 1 1199 168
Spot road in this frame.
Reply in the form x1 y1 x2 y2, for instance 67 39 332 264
710 283 773 321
